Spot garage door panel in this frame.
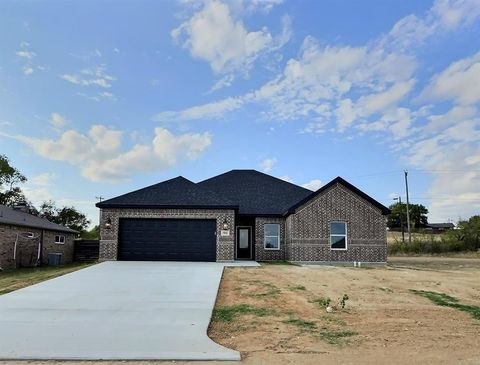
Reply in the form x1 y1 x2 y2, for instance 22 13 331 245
118 218 217 261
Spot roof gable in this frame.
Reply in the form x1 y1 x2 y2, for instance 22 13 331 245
96 176 237 209
285 176 391 215
198 170 313 216
0 205 77 233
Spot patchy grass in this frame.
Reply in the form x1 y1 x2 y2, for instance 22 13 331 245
260 260 294 266
318 328 358 345
378 287 394 293
0 261 96 295
410 289 480 320
290 285 306 291
283 318 317 330
312 297 331 308
248 282 281 298
212 304 277 322
323 315 347 326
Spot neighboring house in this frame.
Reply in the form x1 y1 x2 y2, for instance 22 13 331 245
426 223 455 232
97 170 390 264
0 205 77 270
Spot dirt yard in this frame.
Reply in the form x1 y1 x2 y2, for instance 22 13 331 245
1 257 479 365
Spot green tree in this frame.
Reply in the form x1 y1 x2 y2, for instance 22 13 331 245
81 225 100 240
387 202 429 229
0 155 28 206
56 206 90 232
38 201 90 233
452 215 480 250
38 200 58 221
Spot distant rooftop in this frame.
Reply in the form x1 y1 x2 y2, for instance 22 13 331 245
0 205 77 233
426 223 455 229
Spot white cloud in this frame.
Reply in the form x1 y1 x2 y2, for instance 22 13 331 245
244 0 283 13
260 157 276 172
424 105 477 133
61 65 115 89
50 112 67 128
302 179 322 191
419 51 480 105
153 96 243 122
22 186 53 206
9 125 212 183
16 50 36 59
278 175 292 183
23 66 34 75
172 0 290 78
16 42 36 76
152 0 480 221
405 114 480 221
23 173 56 211
382 0 480 51
98 91 117 101
29 172 56 187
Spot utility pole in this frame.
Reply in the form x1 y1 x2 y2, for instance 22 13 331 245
404 170 411 244
95 196 104 202
394 196 405 243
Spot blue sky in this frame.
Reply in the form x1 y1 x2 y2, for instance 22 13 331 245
1 0 479 227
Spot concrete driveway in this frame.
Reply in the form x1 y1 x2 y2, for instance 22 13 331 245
0 261 241 360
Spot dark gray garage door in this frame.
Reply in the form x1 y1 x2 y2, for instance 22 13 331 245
118 218 217 261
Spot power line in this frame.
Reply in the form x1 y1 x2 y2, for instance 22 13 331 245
347 168 480 179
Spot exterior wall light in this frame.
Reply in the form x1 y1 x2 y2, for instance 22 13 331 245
104 217 112 230
222 219 229 230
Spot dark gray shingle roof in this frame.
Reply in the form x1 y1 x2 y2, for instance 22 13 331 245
96 176 238 209
0 205 78 233
198 170 313 215
427 223 455 229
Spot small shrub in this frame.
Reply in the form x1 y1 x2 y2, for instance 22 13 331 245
389 237 477 255
313 297 331 308
339 294 349 309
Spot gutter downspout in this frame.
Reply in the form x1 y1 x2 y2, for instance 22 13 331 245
38 230 44 266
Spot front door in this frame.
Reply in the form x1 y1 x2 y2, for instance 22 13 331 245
236 226 252 259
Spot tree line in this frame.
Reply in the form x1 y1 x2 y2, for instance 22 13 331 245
0 155 98 238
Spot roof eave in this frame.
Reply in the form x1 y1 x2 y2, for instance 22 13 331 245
283 177 391 216
96 204 239 210
0 219 78 234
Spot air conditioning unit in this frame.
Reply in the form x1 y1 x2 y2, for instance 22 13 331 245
48 253 63 266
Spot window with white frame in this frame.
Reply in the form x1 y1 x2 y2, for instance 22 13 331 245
330 222 347 250
55 235 65 244
264 224 280 250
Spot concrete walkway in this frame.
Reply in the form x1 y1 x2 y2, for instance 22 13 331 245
0 261 244 360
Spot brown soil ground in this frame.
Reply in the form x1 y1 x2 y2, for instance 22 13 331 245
1 257 479 365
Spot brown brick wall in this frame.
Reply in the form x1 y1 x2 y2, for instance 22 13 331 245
99 208 236 262
254 217 286 261
0 224 75 269
286 183 387 263
41 230 75 265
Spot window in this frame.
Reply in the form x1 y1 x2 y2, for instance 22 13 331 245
239 229 249 248
330 222 347 250
264 224 280 250
55 235 65 244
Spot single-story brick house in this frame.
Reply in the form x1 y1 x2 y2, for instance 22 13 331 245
97 170 390 264
0 205 77 270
